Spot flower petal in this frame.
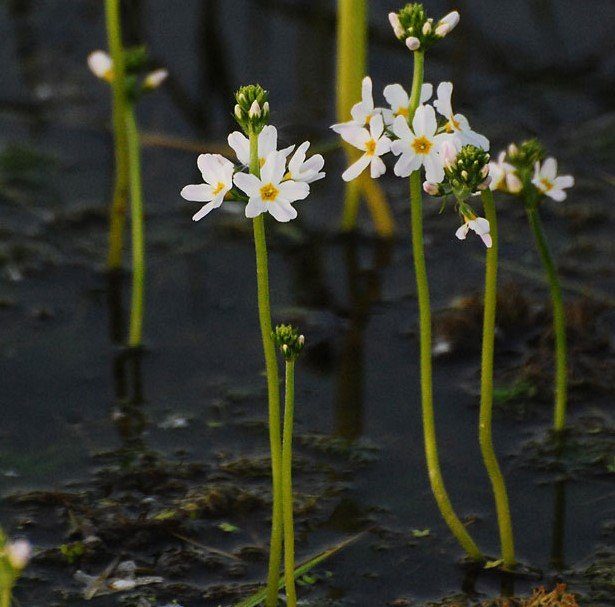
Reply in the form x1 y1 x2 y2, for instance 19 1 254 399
245 197 266 218
258 125 278 158
383 83 409 113
233 172 261 197
337 125 371 150
392 115 413 142
394 153 421 177
268 200 298 223
554 175 574 189
542 157 558 180
455 223 470 240
278 180 310 202
192 197 223 221
181 184 213 202
420 83 433 103
412 104 437 137
369 114 385 140
370 155 387 179
434 82 454 119
342 154 371 182
423 153 445 184
228 131 250 165
261 151 286 184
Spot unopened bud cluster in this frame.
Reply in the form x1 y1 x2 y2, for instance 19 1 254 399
273 324 305 361
389 4 460 52
445 145 491 197
507 139 545 172
234 84 270 134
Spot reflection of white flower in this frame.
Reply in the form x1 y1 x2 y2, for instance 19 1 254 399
435 11 460 37
455 213 492 248
433 82 489 150
332 77 380 132
228 125 294 168
532 157 574 201
6 539 32 570
88 51 113 82
181 154 235 221
286 142 325 183
335 114 391 182
233 152 309 222
489 151 522 193
382 83 433 126
390 105 449 182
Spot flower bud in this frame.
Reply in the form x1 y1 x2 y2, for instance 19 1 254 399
422 21 432 35
234 84 270 134
477 176 492 190
440 139 458 168
143 68 168 90
423 182 440 196
445 144 491 197
405 36 421 50
273 324 305 361
389 12 405 39
436 11 460 37
6 539 32 570
87 50 114 82
249 100 261 118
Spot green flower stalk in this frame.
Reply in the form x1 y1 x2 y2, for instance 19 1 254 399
238 84 284 607
273 324 305 607
0 532 31 607
399 4 482 561
503 140 573 434
336 0 394 237
104 0 129 271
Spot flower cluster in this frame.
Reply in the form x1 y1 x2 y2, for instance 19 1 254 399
88 46 168 100
181 88 324 223
489 139 574 204
273 324 305 361
389 4 460 51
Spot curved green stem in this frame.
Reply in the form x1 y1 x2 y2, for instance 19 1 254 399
249 131 283 607
408 51 482 561
125 106 145 348
526 205 568 433
282 359 297 607
105 0 129 270
480 189 515 568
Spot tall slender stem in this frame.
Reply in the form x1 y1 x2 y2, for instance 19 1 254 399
125 106 145 348
282 359 297 607
1 587 10 607
408 51 482 561
104 0 130 270
336 0 393 237
526 205 568 433
249 131 284 607
480 189 515 568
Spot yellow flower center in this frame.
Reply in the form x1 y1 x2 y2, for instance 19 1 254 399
259 157 266 168
395 106 409 118
444 117 460 133
365 139 377 156
212 182 226 196
540 178 553 192
260 182 279 202
412 136 432 155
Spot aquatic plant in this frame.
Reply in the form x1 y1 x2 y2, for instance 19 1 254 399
332 3 484 561
180 84 324 607
0 531 31 607
273 324 305 607
491 141 574 434
336 0 394 236
89 40 168 348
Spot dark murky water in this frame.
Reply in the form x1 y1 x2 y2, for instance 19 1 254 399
1 1 614 605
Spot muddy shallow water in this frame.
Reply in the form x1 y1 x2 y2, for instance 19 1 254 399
1 0 614 605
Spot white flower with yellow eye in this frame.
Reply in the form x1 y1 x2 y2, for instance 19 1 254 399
331 76 380 134
233 151 309 222
286 142 325 183
181 154 235 221
531 157 574 201
335 114 391 182
382 83 433 126
88 51 114 82
228 125 294 168
390 105 449 183
433 82 490 151
455 212 492 248
489 151 522 193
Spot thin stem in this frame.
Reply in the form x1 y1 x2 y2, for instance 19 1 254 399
526 205 568 433
1 587 10 607
282 359 297 607
249 131 283 607
125 106 145 348
104 0 130 270
480 189 515 568
408 51 483 561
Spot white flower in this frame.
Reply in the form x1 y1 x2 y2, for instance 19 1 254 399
6 539 32 570
143 68 168 90
390 105 449 182
439 138 459 168
406 36 421 51
433 82 490 150
88 50 113 82
336 114 391 182
286 142 325 183
455 214 492 248
435 11 460 37
388 12 405 39
531 157 574 201
382 83 433 126
233 151 309 222
228 125 294 167
181 154 235 221
489 151 522 193
331 76 379 132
